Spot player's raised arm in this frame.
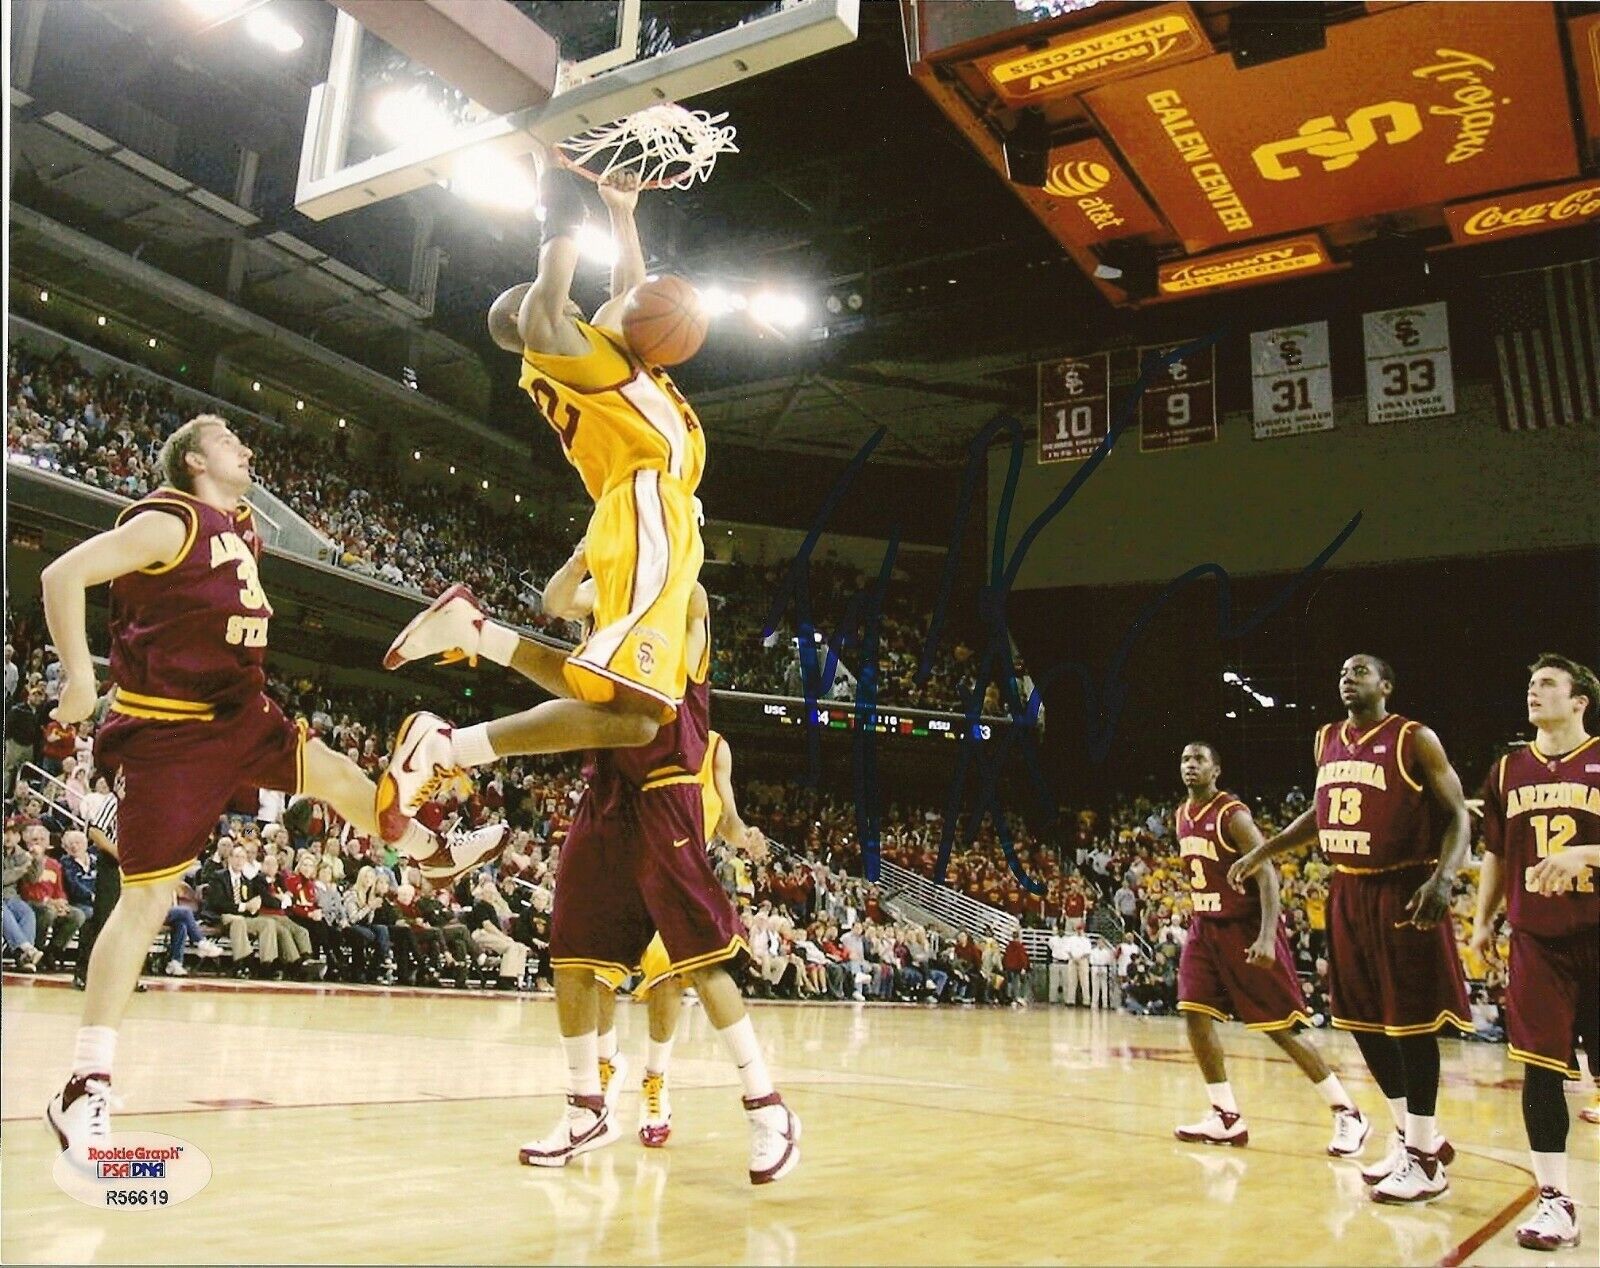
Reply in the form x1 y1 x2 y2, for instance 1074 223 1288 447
592 171 645 331
1402 725 1472 928
41 512 188 723
492 162 592 357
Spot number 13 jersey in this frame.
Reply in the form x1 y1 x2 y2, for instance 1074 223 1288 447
1314 713 1435 869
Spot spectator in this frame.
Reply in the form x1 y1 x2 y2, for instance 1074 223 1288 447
2 825 45 970
18 822 85 970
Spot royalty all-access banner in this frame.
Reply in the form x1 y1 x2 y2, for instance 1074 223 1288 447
1362 301 1456 424
1250 321 1335 439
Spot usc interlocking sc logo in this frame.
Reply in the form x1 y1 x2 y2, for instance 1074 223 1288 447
1252 102 1423 181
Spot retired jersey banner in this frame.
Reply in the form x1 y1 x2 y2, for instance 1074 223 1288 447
1038 353 1110 464
1039 138 1168 243
1138 344 1217 452
1444 178 1600 245
1084 3 1577 252
977 4 1210 108
1250 322 1334 439
1363 302 1456 424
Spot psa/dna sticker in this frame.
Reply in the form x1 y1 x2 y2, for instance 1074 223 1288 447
53 1131 212 1209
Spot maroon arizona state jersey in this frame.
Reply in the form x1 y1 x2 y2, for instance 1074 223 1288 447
1314 714 1435 869
1481 739 1600 939
1177 791 1258 921
107 489 273 715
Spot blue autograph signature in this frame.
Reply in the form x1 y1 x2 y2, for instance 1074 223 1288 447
762 331 1362 897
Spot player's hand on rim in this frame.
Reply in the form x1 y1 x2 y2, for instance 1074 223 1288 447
597 168 641 211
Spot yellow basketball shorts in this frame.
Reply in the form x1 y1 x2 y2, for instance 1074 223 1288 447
566 468 704 722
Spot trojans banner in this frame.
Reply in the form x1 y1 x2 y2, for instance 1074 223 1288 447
1251 322 1334 439
1085 3 1577 251
1158 235 1334 297
1363 302 1456 424
1038 353 1110 464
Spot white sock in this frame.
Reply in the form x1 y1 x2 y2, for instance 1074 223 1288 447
596 1027 618 1063
479 621 519 668
1314 1073 1352 1110
1206 1082 1239 1114
561 1032 601 1099
72 1026 117 1078
647 1036 675 1077
449 722 498 770
1404 1112 1438 1153
1386 1096 1408 1133
716 1016 774 1102
1529 1150 1568 1194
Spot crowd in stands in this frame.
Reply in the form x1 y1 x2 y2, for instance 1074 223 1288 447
8 339 1029 709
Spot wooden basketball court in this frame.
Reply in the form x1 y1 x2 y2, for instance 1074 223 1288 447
2 976 1594 1265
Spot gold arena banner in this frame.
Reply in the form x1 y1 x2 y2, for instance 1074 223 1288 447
1038 138 1168 243
1085 3 1577 251
1158 235 1334 297
1445 178 1600 244
977 3 1210 107
1567 13 1600 160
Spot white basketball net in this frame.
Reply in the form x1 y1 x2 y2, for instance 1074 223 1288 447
556 103 738 190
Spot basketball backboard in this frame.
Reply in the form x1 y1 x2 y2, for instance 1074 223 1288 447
296 0 860 220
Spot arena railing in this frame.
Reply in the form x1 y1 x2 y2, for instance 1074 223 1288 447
876 859 1020 945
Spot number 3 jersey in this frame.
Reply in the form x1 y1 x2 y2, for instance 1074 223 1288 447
1176 791 1258 921
1481 740 1600 939
1314 713 1436 869
107 489 272 717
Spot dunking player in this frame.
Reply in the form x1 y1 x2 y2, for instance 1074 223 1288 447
40 415 503 1164
1472 654 1599 1252
385 549 800 1183
1230 654 1473 1204
595 727 768 1148
1170 743 1370 1154
374 162 707 837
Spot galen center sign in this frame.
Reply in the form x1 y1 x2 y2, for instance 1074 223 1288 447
1083 3 1579 251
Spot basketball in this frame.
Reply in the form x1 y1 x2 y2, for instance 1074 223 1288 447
621 275 708 366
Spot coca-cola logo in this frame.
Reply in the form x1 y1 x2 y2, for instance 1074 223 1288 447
1462 186 1600 236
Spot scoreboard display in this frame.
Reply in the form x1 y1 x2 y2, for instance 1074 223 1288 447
733 697 1024 742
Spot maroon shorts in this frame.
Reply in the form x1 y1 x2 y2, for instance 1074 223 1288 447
96 694 305 885
550 782 747 986
1327 868 1472 1036
1178 916 1310 1030
1507 926 1599 1079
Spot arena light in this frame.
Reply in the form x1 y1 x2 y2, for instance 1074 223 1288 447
448 152 540 212
182 0 250 17
252 381 261 391
96 315 107 326
751 290 807 330
374 88 455 147
338 417 347 428
449 464 457 474
412 449 421 460
147 337 158 347
575 223 619 267
481 479 490 490
38 290 48 302
295 399 305 411
699 285 747 318
244 7 303 54
514 494 522 504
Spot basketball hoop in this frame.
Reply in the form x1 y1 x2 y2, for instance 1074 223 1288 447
554 102 738 191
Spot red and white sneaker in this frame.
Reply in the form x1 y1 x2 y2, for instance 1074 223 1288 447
1174 1106 1249 1147
638 1071 672 1148
1361 1132 1455 1184
1327 1106 1371 1157
1371 1146 1449 1204
417 822 507 884
518 1094 620 1167
744 1092 801 1185
1516 1187 1581 1251
376 712 472 842
599 1051 629 1115
45 1072 119 1168
384 584 490 671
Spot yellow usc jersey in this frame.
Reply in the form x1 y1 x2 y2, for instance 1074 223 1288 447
518 320 706 502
